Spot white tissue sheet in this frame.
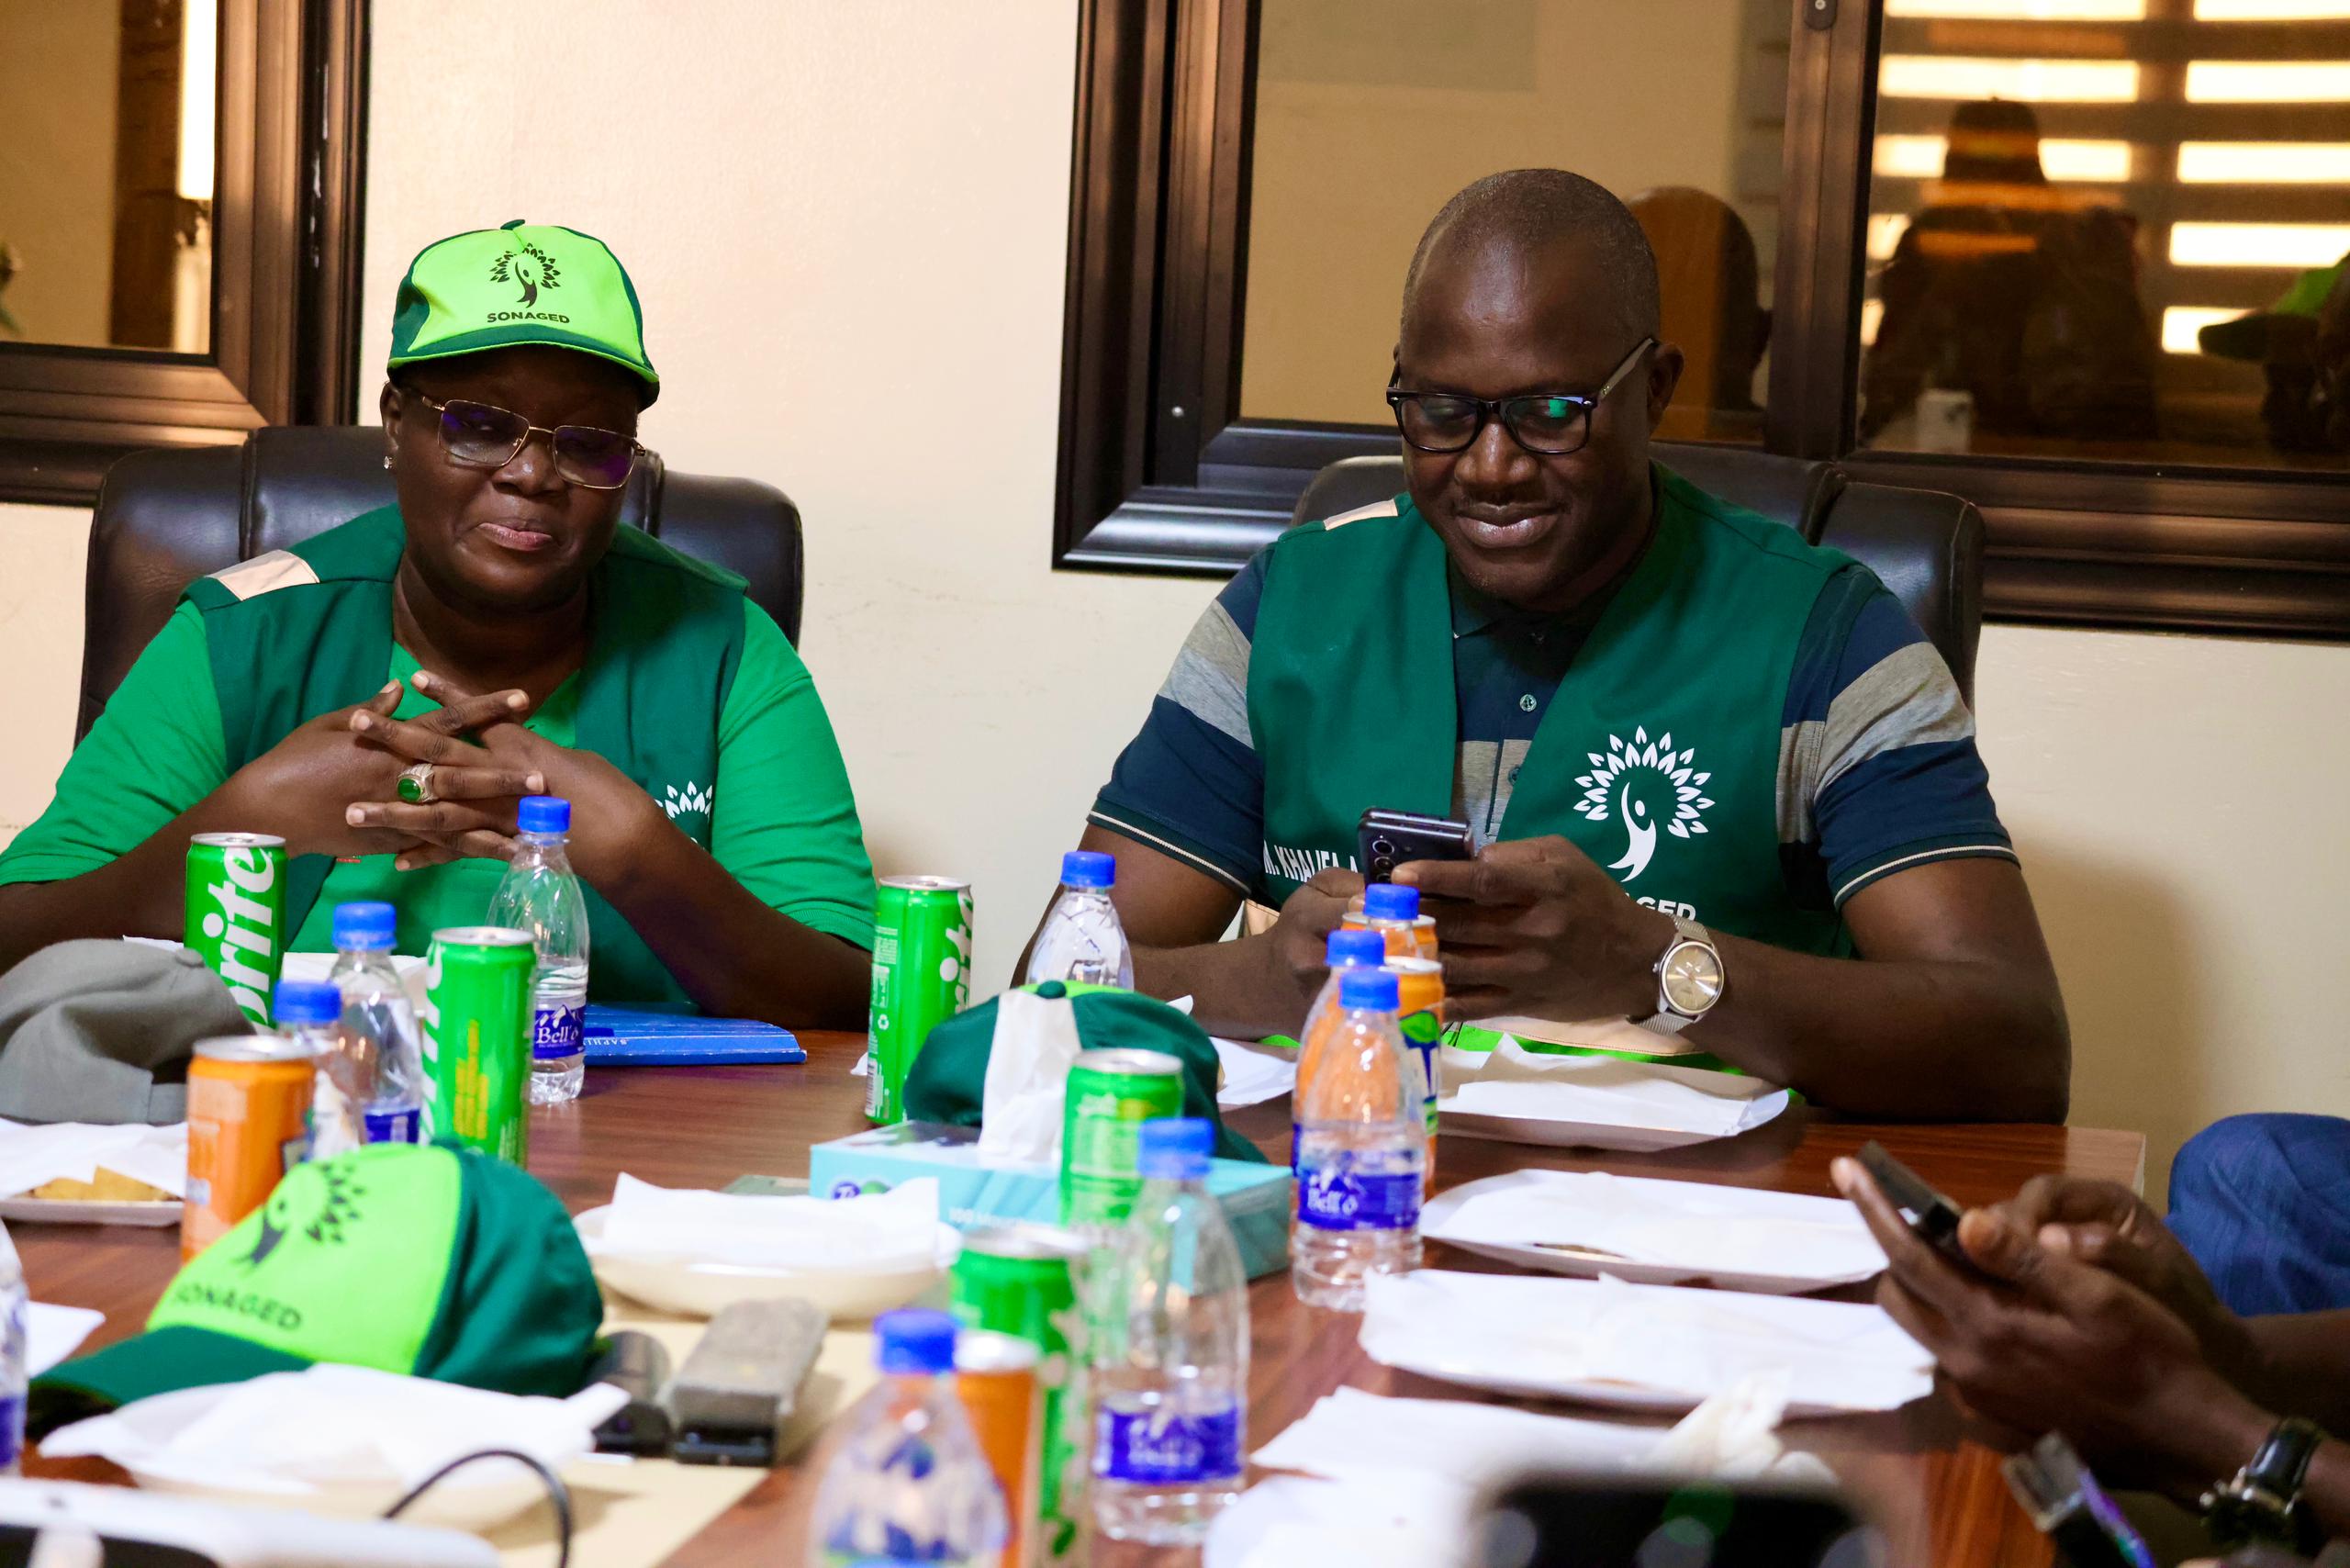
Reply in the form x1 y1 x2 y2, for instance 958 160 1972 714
0 1119 188 1200
1359 1271 1932 1416
28 1302 103 1375
1213 1038 1297 1108
40 1365 624 1521
1437 1038 1789 1150
595 1172 941 1271
1423 1170 1885 1292
1214 1377 1833 1568
976 987 1087 1162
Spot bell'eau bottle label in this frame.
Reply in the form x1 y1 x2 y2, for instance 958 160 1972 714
1094 1402 1242 1485
531 1002 587 1061
1296 1149 1422 1233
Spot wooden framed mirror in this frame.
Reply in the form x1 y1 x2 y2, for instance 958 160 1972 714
0 0 366 504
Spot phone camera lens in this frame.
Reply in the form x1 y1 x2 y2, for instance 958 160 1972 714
1371 838 1394 859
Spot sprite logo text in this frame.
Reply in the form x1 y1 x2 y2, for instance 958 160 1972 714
201 847 278 1022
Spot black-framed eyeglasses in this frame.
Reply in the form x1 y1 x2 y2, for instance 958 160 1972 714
1386 336 1658 457
407 390 647 490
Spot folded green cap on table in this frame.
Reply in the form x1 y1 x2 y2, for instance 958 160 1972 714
903 982 1268 1165
30 1141 602 1437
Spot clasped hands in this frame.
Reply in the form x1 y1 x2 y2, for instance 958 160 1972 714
230 670 645 877
1267 834 1676 1025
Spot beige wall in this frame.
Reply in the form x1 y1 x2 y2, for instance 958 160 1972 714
0 3 120 346
0 1 2342 1193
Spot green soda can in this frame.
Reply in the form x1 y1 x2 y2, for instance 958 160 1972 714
1059 1048 1185 1230
420 926 535 1163
953 1225 1091 1568
864 876 974 1124
185 832 288 1027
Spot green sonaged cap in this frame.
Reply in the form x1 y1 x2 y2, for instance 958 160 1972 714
387 218 659 403
28 1141 603 1436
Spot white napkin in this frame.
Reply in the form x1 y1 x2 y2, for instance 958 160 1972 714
40 1364 624 1493
28 1302 104 1375
1439 1037 1786 1137
1213 1037 1297 1108
0 1119 188 1200
977 987 1086 1162
1215 1378 1831 1568
594 1172 941 1271
1427 1170 1885 1281
1359 1270 1932 1415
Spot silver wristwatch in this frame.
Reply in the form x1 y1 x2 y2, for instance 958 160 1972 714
1639 915 1724 1036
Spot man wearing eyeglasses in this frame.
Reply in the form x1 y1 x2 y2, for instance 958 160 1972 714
1053 169 2068 1121
0 221 877 1028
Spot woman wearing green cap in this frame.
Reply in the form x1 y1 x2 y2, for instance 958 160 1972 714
0 222 877 1026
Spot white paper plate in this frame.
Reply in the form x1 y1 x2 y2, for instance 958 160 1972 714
62 1385 546 1531
1434 1097 1790 1153
1358 1271 1931 1417
1434 1047 1792 1153
575 1205 959 1320
1421 1170 1883 1295
0 1196 179 1227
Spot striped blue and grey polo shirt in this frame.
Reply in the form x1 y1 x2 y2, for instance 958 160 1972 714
1091 511 2014 912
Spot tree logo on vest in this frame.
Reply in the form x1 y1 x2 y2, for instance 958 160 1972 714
1573 727 1713 882
660 781 714 826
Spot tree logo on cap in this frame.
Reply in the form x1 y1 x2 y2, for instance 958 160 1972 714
238 1161 366 1272
488 239 563 309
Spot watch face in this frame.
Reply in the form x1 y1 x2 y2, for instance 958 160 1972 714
1662 941 1724 1015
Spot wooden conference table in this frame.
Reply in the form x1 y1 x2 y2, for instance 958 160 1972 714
19 1032 2144 1567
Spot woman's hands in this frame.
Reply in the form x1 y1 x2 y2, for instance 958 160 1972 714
216 679 541 860
343 670 665 879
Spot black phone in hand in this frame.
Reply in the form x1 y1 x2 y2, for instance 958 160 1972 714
1358 808 1474 882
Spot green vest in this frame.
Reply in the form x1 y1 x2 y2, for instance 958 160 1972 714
1248 465 1853 957
181 506 749 1003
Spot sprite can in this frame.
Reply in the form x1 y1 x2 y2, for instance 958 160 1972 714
865 876 974 1124
185 833 287 1027
1059 1048 1185 1230
420 926 535 1163
953 1225 1091 1568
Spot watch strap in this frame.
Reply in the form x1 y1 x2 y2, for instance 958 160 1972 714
1636 917 1718 1036
2203 1417 2328 1551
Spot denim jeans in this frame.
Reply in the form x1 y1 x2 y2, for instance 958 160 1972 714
2168 1113 2350 1317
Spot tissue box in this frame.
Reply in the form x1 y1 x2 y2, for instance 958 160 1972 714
809 1122 1293 1280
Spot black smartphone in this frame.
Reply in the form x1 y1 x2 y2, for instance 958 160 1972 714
1857 1139 1969 1263
1359 808 1474 881
1475 1472 1884 1568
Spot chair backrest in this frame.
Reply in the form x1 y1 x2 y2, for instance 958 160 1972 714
79 426 803 743
1285 442 1984 704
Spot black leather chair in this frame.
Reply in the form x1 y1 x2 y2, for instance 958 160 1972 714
78 427 803 744
1287 443 1986 705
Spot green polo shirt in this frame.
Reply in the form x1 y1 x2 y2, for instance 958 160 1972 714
0 599 876 974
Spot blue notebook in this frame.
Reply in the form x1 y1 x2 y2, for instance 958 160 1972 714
582 1004 805 1065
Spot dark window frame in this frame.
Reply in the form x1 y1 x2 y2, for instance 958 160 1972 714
0 0 369 507
1053 0 2350 638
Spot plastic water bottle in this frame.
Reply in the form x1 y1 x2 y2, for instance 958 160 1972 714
1091 1117 1248 1544
1298 927 1391 1051
1292 968 1426 1311
325 902 424 1144
1024 850 1134 989
1 1219 25 1477
487 796 590 1106
1355 880 1423 958
274 980 362 1160
809 1309 1008 1568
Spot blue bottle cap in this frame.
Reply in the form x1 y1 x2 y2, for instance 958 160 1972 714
273 980 342 1027
1060 850 1115 890
518 796 571 834
1136 1116 1214 1181
1325 928 1387 969
873 1309 958 1375
1338 967 1400 1013
1362 882 1420 922
330 901 396 952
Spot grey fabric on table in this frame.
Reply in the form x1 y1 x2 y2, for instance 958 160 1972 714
0 941 252 1125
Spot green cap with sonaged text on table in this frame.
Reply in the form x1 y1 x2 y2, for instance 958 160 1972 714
28 1141 601 1437
387 218 659 402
